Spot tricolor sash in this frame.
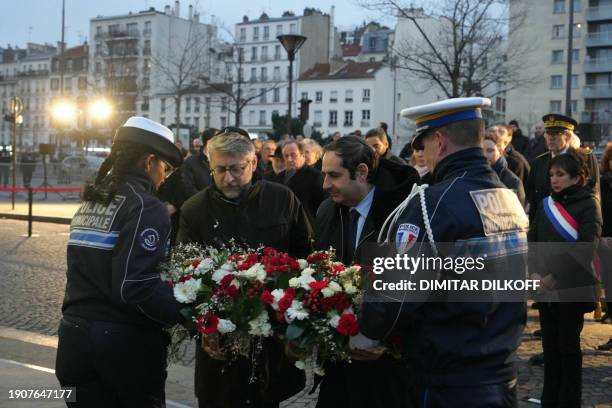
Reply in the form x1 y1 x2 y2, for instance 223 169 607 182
543 196 578 242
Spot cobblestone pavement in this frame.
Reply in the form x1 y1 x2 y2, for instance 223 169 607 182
0 219 610 407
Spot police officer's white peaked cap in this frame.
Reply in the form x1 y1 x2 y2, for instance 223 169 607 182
402 97 491 148
114 116 183 167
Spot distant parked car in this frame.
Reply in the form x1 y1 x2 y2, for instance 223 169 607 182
58 155 105 184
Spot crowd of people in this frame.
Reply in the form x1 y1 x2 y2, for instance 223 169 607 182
54 97 612 408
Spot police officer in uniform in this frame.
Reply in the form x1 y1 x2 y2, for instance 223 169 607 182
526 114 600 223
360 98 528 407
56 117 185 407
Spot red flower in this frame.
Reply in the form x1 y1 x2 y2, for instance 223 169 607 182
336 314 359 337
307 252 329 264
330 264 346 275
309 281 329 291
260 290 275 305
179 274 193 283
276 311 286 322
278 296 293 312
322 292 351 312
263 247 277 256
165 280 173 288
220 274 235 288
197 313 219 335
284 288 296 298
192 259 201 269
226 284 238 298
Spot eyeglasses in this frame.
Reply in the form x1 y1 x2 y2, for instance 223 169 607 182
211 162 250 178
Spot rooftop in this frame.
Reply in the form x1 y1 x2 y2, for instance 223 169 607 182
299 61 384 81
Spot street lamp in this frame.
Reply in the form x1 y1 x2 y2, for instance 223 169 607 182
5 97 23 210
277 34 307 135
51 99 77 126
88 98 113 122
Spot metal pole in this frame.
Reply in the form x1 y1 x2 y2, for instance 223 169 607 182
286 53 294 135
565 0 575 116
392 56 398 144
27 188 33 237
11 115 17 210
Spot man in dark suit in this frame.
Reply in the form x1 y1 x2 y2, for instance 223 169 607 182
497 124 530 187
365 128 406 165
278 140 327 225
526 113 600 222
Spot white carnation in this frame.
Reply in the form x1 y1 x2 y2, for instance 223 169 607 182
237 263 267 282
288 277 300 288
298 259 309 269
217 318 237 334
328 281 342 293
343 283 358 295
195 258 215 275
248 311 272 337
269 289 285 310
328 314 340 328
301 267 316 277
173 278 201 303
285 300 309 323
321 288 335 298
212 266 233 283
294 274 316 290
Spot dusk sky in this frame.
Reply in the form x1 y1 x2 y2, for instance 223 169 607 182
0 0 391 48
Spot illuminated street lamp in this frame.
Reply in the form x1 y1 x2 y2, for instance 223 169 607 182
88 99 113 122
51 100 77 125
277 34 307 135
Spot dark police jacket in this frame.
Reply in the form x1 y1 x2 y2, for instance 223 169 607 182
177 180 312 406
526 148 600 223
528 184 601 308
360 148 528 387
62 172 184 328
505 144 530 187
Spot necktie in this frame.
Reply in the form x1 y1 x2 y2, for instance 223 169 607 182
349 208 360 255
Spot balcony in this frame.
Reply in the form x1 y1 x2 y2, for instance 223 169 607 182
105 30 140 41
582 84 612 99
17 69 49 77
586 6 612 21
584 58 612 73
104 51 139 60
586 31 612 47
581 111 611 124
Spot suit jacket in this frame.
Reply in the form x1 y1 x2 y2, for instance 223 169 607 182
278 165 327 226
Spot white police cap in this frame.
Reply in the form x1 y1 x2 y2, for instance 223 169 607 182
402 97 491 149
114 116 183 167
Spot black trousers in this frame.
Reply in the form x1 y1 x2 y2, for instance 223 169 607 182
539 303 585 408
408 380 518 408
55 316 170 408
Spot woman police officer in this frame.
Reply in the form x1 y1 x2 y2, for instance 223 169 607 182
55 117 185 407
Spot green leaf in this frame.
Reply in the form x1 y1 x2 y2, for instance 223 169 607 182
286 323 305 340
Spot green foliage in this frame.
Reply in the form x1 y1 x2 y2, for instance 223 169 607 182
271 113 304 138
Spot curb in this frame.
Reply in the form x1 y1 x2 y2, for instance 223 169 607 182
0 213 71 225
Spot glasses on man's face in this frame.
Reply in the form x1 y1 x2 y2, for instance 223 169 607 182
211 162 250 178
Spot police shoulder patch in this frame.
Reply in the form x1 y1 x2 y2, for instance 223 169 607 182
395 223 421 254
140 228 160 252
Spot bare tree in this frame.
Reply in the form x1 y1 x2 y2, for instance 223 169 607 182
360 0 534 98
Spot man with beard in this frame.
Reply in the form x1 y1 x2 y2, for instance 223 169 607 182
360 97 528 408
314 136 418 408
177 131 311 408
525 122 548 164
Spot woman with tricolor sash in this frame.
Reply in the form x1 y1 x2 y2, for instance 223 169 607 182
528 151 602 408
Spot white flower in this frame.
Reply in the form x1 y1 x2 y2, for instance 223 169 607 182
173 278 201 303
314 365 326 376
328 314 340 328
290 274 316 290
212 264 234 283
295 360 306 370
285 300 309 323
269 289 285 310
343 283 358 295
237 263 267 282
321 288 335 298
195 258 215 275
217 318 236 334
230 279 241 289
298 259 309 269
301 267 316 277
288 277 300 288
328 281 342 293
248 311 272 336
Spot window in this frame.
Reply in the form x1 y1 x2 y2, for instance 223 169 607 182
160 117 165 125
127 23 138 36
253 27 260 41
143 40 151 55
260 89 267 103
330 91 338 103
345 89 353 102
550 100 562 113
313 110 322 126
186 97 192 113
142 96 150 111
362 110 370 120
185 117 191 125
249 111 255 124
194 117 200 130
64 78 72 91
238 47 245 62
221 97 228 111
95 43 102 56
142 77 150 89
273 88 280 103
96 26 102 38
78 77 87 90
571 100 578 114
261 46 268 61
161 98 166 114
108 24 119 35
551 75 563 89
276 25 283 35
275 45 281 60
259 110 266 125
553 25 565 39
251 47 258 61
573 0 582 12
301 92 308 100
344 111 353 127
572 49 580 63
261 67 267 82
552 50 564 64
362 89 370 102
329 110 338 126
250 68 257 82
263 26 270 40
221 117 227 128
240 28 246 42
50 78 59 90
554 0 565 13
290 23 296 34
573 23 582 38
273 66 281 81
571 74 579 89
315 91 322 102
144 21 151 35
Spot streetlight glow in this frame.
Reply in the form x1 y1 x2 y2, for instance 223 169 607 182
51 100 77 124
89 99 113 121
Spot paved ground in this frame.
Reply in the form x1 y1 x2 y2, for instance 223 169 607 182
0 218 610 407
